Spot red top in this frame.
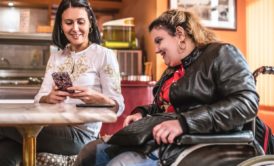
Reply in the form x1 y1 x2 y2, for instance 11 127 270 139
159 65 185 112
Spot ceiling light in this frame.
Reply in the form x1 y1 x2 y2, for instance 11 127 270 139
8 2 14 7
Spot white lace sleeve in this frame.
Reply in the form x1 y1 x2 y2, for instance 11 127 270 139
34 54 56 103
99 48 125 116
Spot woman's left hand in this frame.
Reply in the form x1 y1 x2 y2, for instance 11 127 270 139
152 120 183 144
67 86 115 105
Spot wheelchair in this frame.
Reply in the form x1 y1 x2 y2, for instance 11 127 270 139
171 66 274 166
74 66 274 166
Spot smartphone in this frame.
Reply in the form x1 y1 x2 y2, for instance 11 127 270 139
52 72 75 93
76 103 115 108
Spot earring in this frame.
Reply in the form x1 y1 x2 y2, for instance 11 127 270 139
61 29 63 34
178 40 186 51
89 27 93 33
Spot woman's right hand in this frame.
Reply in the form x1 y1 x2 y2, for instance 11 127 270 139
41 86 70 104
123 113 143 127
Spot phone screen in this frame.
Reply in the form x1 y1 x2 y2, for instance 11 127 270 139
52 72 74 93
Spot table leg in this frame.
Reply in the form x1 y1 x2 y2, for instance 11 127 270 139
16 126 43 166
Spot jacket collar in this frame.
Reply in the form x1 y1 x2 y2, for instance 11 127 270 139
181 47 200 69
181 43 211 69
154 44 208 94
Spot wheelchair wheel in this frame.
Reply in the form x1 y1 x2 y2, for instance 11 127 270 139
174 144 258 166
237 155 274 166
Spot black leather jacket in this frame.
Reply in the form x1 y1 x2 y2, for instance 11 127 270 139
134 43 259 134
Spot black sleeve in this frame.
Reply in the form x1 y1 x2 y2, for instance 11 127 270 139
181 44 259 134
131 104 163 117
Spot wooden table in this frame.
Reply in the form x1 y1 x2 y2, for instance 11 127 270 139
0 103 117 166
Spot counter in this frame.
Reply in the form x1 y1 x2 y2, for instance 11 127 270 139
0 86 40 99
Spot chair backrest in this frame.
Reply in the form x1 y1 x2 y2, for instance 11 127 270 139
253 66 274 83
243 66 274 137
252 66 274 154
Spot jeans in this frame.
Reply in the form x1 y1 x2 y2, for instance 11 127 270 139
0 126 95 166
95 143 159 166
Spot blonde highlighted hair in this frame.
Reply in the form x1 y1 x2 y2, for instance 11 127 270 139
149 9 217 47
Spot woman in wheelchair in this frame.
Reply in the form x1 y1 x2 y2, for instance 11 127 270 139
75 9 267 166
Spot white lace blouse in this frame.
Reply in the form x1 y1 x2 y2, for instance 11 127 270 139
34 43 124 137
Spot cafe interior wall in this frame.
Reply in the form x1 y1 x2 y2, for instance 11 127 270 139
117 0 246 81
246 0 274 111
119 0 274 127
0 7 48 32
0 7 49 68
117 0 168 81
212 0 246 56
0 0 247 81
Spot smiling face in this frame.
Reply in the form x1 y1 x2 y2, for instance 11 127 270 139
61 7 91 52
150 27 183 67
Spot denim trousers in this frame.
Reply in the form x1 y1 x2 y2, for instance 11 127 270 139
95 143 159 166
0 126 95 166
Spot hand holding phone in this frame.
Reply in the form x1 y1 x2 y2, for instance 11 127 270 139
52 72 75 93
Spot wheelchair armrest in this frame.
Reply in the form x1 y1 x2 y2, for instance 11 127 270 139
175 130 254 145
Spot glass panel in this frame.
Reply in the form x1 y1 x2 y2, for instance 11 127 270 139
0 44 49 70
